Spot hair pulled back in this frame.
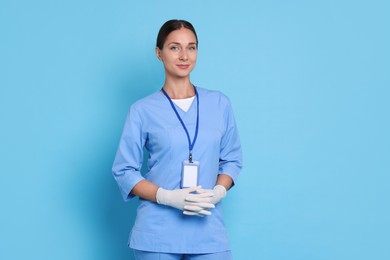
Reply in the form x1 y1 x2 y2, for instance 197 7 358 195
156 19 198 50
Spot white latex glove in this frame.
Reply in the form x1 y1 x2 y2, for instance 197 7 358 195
183 190 216 216
183 185 227 216
208 185 227 205
156 186 215 216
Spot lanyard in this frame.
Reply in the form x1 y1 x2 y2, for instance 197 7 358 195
161 87 199 163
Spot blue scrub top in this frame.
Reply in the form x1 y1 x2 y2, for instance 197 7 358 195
112 87 243 254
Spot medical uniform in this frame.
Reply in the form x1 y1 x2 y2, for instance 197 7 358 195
112 87 242 254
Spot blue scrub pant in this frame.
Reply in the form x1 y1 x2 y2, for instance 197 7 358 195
133 250 232 260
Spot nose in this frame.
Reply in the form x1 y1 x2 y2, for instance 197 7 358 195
179 49 188 61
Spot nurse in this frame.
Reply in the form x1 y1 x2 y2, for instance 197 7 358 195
112 19 243 260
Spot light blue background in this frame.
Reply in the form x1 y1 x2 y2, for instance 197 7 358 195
1 0 389 259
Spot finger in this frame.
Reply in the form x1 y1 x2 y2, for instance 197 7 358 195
183 204 209 212
185 196 213 203
186 192 214 200
183 210 197 215
183 211 204 217
185 201 215 209
195 191 214 197
183 208 212 216
192 202 215 209
197 209 212 216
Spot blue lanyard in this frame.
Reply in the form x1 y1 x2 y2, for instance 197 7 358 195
161 86 199 163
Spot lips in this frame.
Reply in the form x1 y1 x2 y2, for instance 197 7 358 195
177 64 190 69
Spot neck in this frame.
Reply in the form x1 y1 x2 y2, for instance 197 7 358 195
162 78 195 99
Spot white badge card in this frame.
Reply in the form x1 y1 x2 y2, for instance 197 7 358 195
181 160 199 188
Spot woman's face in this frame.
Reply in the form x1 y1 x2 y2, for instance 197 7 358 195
156 28 198 79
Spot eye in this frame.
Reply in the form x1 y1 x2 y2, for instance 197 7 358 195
188 46 197 51
170 46 180 51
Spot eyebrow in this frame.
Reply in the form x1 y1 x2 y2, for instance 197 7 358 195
168 42 197 46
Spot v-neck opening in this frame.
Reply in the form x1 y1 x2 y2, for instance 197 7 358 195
159 87 200 119
172 96 196 113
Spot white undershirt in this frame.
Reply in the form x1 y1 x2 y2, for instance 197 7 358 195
172 96 195 112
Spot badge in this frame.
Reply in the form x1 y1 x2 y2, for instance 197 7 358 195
181 160 199 188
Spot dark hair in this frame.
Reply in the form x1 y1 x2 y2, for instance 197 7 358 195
156 19 198 50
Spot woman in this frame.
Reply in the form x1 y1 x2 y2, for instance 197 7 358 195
112 19 242 260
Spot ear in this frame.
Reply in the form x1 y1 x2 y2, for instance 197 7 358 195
155 47 162 61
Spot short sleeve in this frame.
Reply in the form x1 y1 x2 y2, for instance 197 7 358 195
112 105 146 201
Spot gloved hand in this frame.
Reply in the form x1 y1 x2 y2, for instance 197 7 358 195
182 185 227 216
156 186 215 216
209 185 227 204
183 191 216 216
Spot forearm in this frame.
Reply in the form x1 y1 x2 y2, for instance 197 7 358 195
216 174 233 190
133 181 214 216
130 175 232 203
130 179 159 202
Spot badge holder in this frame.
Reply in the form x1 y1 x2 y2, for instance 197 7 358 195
181 160 199 188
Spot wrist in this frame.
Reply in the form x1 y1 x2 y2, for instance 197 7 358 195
156 187 168 205
212 185 227 204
